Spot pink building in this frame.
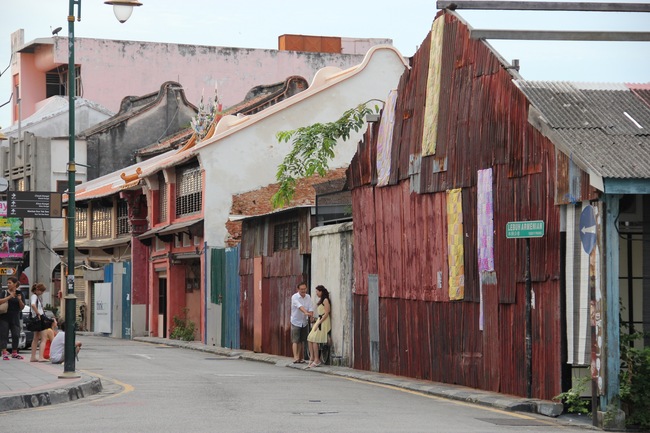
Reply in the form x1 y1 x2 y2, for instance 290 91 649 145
8 29 392 127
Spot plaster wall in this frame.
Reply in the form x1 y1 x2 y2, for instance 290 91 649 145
310 222 354 366
14 37 375 123
197 47 406 246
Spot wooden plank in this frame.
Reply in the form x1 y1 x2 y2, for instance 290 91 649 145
470 30 650 41
437 1 650 12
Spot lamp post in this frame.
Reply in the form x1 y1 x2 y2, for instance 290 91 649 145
62 0 141 378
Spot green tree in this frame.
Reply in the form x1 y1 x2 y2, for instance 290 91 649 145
272 102 380 208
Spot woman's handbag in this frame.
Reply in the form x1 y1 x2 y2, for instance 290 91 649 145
25 311 43 332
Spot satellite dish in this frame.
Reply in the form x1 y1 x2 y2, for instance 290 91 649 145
52 27 63 36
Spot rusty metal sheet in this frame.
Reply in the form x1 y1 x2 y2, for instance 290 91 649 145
347 11 565 400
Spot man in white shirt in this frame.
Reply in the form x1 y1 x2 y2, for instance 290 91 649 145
50 319 81 364
290 282 313 364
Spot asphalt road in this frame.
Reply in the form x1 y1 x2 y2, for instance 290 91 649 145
1 336 590 433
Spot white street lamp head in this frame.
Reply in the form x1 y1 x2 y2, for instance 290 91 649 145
104 0 142 23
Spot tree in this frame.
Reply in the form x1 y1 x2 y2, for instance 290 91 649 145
272 102 380 208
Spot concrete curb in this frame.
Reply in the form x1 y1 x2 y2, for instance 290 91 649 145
132 337 568 420
0 375 102 412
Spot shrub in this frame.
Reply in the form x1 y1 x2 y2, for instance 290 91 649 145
170 308 196 342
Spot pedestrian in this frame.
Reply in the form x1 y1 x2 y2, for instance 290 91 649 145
42 317 58 360
0 276 26 360
49 318 81 365
307 285 331 368
29 283 48 362
290 281 313 364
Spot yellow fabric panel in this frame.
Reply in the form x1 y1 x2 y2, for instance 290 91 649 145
422 18 444 156
447 188 465 300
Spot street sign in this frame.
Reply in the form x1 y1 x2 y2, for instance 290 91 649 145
0 267 16 276
580 205 597 254
7 191 63 218
506 220 545 239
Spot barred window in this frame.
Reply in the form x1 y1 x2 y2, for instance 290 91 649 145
159 172 168 223
91 206 112 239
75 207 88 239
117 200 131 236
273 222 299 251
175 164 201 217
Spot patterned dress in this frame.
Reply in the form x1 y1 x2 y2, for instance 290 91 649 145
307 303 331 344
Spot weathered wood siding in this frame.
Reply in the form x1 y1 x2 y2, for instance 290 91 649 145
239 209 311 356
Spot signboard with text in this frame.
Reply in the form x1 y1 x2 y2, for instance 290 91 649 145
506 220 545 239
7 191 63 218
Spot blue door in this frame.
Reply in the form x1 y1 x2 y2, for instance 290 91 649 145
122 261 132 339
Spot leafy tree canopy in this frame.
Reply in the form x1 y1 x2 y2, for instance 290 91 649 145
272 102 380 208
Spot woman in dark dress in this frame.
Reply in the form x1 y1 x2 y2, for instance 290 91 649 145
0 276 26 360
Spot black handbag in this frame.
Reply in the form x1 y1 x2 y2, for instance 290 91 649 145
25 296 45 332
25 312 43 332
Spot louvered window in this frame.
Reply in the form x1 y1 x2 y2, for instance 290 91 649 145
75 208 88 239
91 206 112 239
273 222 299 251
117 200 131 236
159 173 168 223
175 164 201 217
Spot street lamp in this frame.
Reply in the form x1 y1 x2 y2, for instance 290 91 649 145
62 0 142 378
104 0 143 23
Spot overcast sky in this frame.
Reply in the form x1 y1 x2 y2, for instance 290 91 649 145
2 0 649 128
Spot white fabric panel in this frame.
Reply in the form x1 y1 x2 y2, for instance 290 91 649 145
565 203 591 366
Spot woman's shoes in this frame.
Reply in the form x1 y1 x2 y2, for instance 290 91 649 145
11 353 23 360
307 362 322 368
2 353 9 361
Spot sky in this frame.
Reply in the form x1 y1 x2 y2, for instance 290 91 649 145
1 0 649 129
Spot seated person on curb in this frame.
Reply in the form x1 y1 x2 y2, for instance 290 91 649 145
50 318 82 364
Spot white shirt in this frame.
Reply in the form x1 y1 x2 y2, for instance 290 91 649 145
30 294 44 315
50 331 65 364
290 292 313 327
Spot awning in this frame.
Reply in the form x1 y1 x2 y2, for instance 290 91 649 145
138 219 203 243
54 236 131 252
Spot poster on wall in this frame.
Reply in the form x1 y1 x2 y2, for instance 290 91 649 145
94 282 113 334
0 201 24 259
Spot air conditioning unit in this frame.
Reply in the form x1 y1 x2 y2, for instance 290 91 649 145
619 194 643 223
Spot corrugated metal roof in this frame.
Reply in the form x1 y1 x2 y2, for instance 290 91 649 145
516 80 650 179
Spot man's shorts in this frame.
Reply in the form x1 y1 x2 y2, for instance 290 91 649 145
291 324 308 343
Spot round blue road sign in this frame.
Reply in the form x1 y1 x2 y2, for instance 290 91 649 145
580 205 597 255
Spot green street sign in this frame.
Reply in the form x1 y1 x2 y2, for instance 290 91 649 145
506 220 545 239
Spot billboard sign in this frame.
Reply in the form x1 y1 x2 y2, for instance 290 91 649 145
0 202 24 259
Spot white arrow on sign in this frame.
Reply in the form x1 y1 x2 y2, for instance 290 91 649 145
581 225 596 235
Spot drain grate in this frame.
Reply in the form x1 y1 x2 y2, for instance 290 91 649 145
293 411 338 416
204 357 239 360
477 418 548 426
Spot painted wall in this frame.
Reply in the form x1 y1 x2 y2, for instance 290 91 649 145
197 46 408 247
310 222 354 366
12 36 379 125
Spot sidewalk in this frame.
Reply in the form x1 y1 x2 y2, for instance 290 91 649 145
0 335 596 431
0 354 101 412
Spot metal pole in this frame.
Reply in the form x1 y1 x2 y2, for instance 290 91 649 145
62 0 80 378
525 237 532 398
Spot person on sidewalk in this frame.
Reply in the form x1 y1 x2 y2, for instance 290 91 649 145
0 276 26 360
29 283 48 362
50 318 81 365
307 285 331 368
290 282 313 364
42 317 58 360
